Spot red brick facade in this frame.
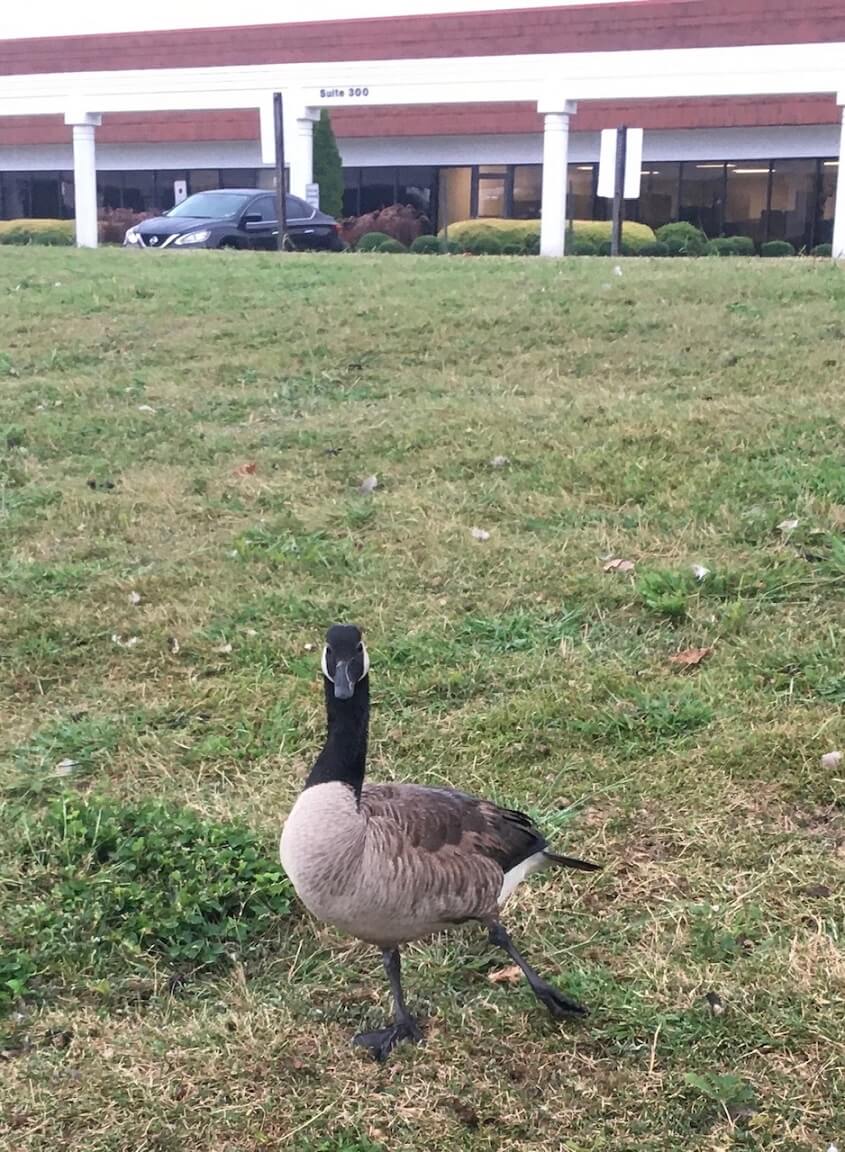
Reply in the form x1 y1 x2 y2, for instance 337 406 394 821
0 1 841 147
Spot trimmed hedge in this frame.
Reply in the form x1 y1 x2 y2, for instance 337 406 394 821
376 237 408 253
812 243 833 257
440 217 656 255
410 234 446 254
0 219 74 246
655 221 709 256
706 235 756 257
760 240 795 257
639 241 670 257
356 231 394 252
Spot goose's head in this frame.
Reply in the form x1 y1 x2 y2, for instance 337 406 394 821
322 623 369 700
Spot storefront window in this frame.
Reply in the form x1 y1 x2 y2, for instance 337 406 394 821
513 165 541 218
768 158 816 251
398 166 435 216
724 162 770 244
438 167 472 228
638 162 679 230
680 162 725 236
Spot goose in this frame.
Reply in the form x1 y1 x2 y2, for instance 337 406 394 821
279 623 600 1062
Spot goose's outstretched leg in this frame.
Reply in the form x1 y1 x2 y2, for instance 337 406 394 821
352 947 423 1062
487 920 588 1019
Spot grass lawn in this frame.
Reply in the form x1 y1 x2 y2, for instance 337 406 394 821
1 247 843 1152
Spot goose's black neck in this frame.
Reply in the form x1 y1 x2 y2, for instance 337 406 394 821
303 675 370 800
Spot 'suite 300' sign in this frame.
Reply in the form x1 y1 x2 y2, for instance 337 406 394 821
319 87 371 98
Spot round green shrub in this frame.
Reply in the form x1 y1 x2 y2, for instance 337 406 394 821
460 233 505 255
356 231 393 252
409 234 444 254
523 234 540 256
655 221 709 256
500 242 524 255
760 240 795 258
706 235 755 257
811 243 832 257
596 239 613 256
570 237 597 256
639 241 670 257
439 218 655 255
376 238 408 253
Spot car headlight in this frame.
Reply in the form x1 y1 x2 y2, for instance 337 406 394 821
173 230 211 246
124 228 140 245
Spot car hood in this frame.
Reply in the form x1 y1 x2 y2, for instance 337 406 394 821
136 215 219 236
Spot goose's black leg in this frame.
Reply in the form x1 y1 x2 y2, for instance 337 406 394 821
487 920 588 1019
352 947 423 1062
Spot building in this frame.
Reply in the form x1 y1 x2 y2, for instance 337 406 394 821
1 0 844 252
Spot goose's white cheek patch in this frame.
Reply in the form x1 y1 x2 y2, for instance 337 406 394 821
498 851 547 905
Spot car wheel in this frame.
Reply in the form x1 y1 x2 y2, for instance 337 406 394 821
219 239 241 250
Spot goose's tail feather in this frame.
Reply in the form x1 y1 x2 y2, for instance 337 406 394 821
544 851 601 872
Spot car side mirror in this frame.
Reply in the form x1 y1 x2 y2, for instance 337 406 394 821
242 212 264 226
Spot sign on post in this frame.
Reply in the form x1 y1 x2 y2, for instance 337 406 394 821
597 127 644 200
173 179 187 205
597 127 644 256
305 182 320 209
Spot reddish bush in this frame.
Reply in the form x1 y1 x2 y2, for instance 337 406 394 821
98 208 155 245
340 204 431 249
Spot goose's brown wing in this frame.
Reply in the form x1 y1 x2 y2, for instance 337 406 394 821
359 782 547 872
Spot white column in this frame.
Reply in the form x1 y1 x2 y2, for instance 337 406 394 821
832 103 845 260
64 111 102 248
288 108 320 199
538 102 577 258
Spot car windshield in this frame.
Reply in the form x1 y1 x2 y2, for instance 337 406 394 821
167 192 251 219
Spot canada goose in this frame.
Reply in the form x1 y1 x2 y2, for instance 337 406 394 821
279 623 600 1062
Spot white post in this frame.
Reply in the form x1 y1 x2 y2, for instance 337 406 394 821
538 101 577 258
64 111 102 248
289 109 320 199
832 102 845 260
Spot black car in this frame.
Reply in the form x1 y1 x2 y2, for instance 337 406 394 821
123 188 344 251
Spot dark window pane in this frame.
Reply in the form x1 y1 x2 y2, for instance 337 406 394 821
438 167 471 228
255 169 276 191
154 171 188 213
121 171 154 212
286 195 313 219
638 162 679 230
248 195 276 221
59 173 74 218
767 158 816 250
724 162 770 244
359 167 396 213
680 162 725 236
513 165 541 219
568 165 595 221
189 169 219 194
220 169 256 188
98 171 123 211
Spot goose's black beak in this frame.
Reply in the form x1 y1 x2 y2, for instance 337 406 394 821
333 661 355 699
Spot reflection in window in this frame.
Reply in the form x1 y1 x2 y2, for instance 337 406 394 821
817 160 837 245
438 167 472 228
725 162 770 244
476 173 506 217
513 165 542 218
638 163 679 230
188 170 218 194
568 165 595 221
768 159 816 251
398 166 436 216
680 162 725 236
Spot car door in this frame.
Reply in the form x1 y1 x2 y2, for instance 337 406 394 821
285 194 320 248
241 195 279 250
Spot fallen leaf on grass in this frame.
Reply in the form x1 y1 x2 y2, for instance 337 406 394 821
215 643 233 655
490 455 510 468
668 646 713 669
128 590 142 606
232 462 257 477
112 633 140 649
54 758 79 777
167 636 180 655
777 518 799 533
137 404 156 414
471 527 491 541
359 474 378 494
820 750 843 771
691 564 710 582
603 558 635 574
487 965 522 985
